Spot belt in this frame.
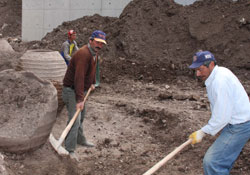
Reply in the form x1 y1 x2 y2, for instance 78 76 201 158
64 85 74 89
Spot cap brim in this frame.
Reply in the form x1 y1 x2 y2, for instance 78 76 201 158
189 62 203 69
94 38 107 44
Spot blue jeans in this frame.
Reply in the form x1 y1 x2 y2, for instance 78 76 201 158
62 87 87 152
203 121 250 175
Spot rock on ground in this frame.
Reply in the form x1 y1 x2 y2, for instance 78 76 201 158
0 69 58 153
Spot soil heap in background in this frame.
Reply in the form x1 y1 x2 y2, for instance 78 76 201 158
2 0 250 83
0 39 20 72
28 0 250 84
0 0 21 38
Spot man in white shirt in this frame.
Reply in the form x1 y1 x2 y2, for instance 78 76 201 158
188 50 250 175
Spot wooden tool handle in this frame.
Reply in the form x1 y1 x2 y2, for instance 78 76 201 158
57 87 92 148
143 139 192 175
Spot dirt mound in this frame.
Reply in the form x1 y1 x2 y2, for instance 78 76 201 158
0 39 14 52
0 69 58 153
0 0 21 38
20 0 248 84
1 0 250 82
0 52 21 72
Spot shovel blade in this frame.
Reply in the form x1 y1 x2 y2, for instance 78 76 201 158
49 133 69 155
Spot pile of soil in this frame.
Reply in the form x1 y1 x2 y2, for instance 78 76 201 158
22 0 250 83
0 39 22 72
0 0 250 175
0 0 21 38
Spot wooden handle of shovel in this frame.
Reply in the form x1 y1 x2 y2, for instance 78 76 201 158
143 139 192 175
56 87 92 148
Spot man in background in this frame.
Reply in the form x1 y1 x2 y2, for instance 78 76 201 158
60 29 79 65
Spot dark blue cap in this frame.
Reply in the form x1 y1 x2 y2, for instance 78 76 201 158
189 51 216 69
90 30 107 44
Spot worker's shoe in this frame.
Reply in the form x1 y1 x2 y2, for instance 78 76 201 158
79 141 95 147
69 152 79 162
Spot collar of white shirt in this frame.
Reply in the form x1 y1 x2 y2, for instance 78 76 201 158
205 65 218 87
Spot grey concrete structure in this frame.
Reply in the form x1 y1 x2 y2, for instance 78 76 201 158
22 0 199 41
22 0 131 41
174 0 197 5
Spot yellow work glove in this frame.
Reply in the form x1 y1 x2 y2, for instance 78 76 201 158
189 129 205 144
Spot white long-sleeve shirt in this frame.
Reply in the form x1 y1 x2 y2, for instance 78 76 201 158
201 65 250 136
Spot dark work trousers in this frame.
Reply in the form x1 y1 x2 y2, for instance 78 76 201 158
62 86 87 152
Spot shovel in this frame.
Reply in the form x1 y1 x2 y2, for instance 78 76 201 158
49 87 92 155
142 139 192 175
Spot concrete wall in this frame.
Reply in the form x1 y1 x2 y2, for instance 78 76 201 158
22 0 131 41
22 0 199 41
174 0 197 5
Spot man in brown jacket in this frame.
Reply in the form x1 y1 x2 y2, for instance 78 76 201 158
62 30 107 161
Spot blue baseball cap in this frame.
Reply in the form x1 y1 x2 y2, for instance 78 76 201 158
90 30 107 44
189 51 216 69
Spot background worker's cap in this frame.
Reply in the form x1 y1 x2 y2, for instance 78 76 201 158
68 30 76 37
91 30 107 44
189 51 216 69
